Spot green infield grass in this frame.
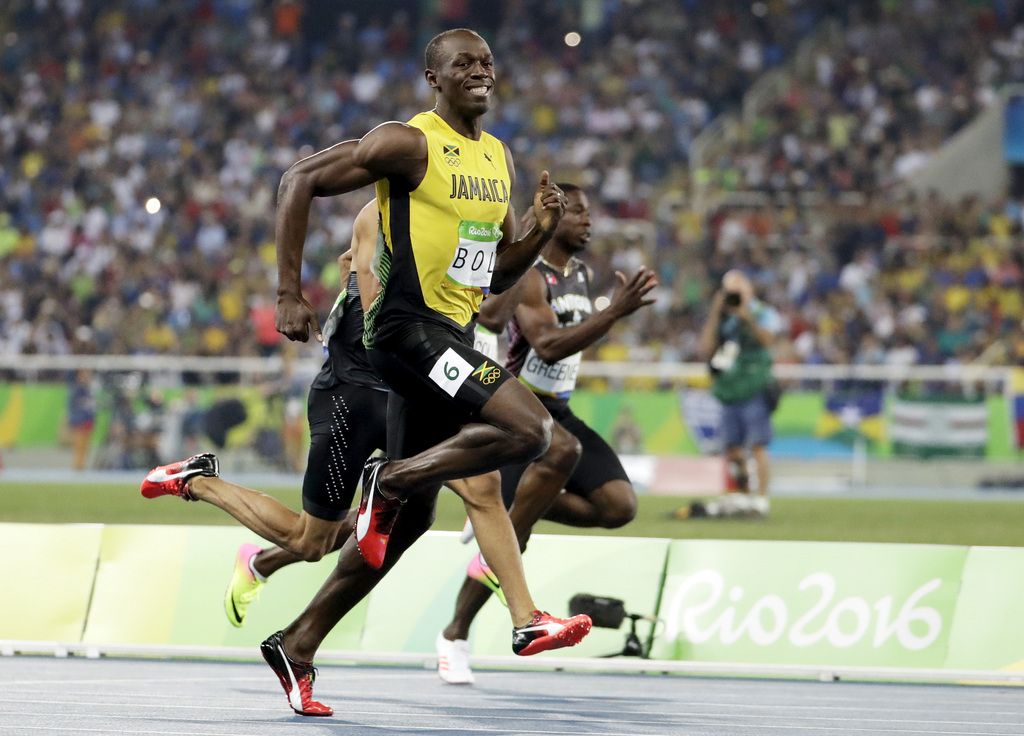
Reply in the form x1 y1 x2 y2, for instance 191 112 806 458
2 481 1024 547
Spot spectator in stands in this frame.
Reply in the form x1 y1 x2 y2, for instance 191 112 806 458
3 1 1024 372
65 369 97 470
177 388 207 458
612 406 645 455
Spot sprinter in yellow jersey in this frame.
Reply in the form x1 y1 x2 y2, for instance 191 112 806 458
262 29 592 715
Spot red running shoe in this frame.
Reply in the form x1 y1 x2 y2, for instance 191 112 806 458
140 453 219 501
354 456 403 568
512 610 593 657
260 630 333 717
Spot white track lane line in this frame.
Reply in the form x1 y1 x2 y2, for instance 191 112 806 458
3 728 263 736
3 702 1023 734
3 693 1023 722
6 724 1020 736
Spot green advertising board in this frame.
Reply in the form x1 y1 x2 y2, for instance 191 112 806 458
0 523 102 641
364 533 669 659
944 546 1024 672
81 525 366 650
8 523 1024 678
650 540 967 668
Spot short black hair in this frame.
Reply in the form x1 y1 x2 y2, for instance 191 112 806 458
425 28 482 70
556 183 582 195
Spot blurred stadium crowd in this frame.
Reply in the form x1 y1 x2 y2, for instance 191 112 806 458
3 0 1024 369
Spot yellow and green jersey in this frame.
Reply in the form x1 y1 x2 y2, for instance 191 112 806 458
366 111 511 346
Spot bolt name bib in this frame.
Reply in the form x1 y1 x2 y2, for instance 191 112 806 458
445 220 502 294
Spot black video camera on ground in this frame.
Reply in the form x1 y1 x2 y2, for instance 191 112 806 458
569 593 657 658
569 593 627 630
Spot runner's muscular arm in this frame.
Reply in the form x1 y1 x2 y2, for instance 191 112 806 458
515 265 657 364
490 145 565 293
514 269 616 363
477 207 533 332
478 275 529 333
699 291 726 359
337 249 353 275
350 200 382 313
275 123 426 342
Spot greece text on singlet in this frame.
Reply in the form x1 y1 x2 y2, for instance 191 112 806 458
366 111 511 345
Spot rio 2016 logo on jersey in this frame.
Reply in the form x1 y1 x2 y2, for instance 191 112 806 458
444 144 461 167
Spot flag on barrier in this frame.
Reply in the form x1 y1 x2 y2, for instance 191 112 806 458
815 387 885 445
890 391 987 458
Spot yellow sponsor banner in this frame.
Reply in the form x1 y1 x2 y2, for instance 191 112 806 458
81 525 367 649
83 525 190 644
944 546 1024 671
0 523 102 640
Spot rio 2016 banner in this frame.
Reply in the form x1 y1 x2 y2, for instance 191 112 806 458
7 523 1024 674
650 540 967 667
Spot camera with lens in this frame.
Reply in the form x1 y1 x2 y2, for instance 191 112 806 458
568 593 657 658
724 290 743 307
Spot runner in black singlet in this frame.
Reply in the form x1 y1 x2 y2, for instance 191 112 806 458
143 202 388 633
437 184 658 684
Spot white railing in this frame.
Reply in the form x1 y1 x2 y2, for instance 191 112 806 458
584 361 1011 386
0 353 292 376
0 353 1012 387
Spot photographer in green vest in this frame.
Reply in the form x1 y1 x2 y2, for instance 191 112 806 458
695 269 782 518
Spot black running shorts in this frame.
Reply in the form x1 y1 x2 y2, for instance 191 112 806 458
302 383 389 521
499 400 630 508
368 320 512 459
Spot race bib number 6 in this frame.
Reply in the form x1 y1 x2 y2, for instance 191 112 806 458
445 220 502 294
428 348 474 397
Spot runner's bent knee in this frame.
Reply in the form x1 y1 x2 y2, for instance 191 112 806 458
594 480 637 528
480 379 553 462
282 514 344 562
508 410 552 464
454 472 503 512
544 424 582 475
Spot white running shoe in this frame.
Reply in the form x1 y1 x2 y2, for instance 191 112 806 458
716 493 769 518
436 632 475 685
459 517 475 544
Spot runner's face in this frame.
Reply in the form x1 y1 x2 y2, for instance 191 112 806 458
555 190 591 252
436 34 495 116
